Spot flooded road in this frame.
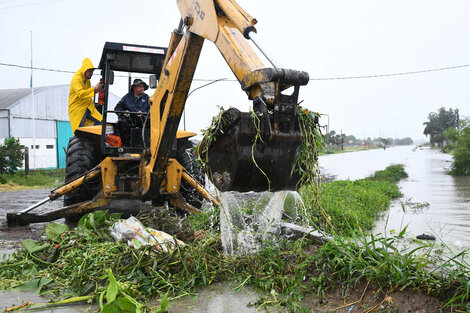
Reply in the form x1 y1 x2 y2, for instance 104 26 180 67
320 145 470 248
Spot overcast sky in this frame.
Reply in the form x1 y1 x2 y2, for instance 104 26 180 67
1 0 469 142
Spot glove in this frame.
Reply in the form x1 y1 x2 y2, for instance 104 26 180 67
94 81 103 93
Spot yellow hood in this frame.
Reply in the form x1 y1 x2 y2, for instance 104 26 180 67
78 58 95 77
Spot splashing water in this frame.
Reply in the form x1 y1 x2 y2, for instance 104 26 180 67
219 190 305 255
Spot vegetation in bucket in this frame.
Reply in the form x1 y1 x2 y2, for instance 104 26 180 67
196 106 226 171
196 106 325 191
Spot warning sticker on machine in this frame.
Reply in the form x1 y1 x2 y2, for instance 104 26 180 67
123 46 165 54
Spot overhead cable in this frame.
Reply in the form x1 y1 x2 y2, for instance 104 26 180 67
1 61 469 82
0 0 67 10
309 64 470 81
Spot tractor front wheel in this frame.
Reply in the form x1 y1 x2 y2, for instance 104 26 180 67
63 136 101 223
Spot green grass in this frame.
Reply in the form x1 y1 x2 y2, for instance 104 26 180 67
300 164 405 236
0 168 64 189
1 212 468 312
320 145 382 155
370 164 408 183
1 165 469 312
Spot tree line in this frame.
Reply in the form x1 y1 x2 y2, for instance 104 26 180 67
423 107 469 176
324 130 413 149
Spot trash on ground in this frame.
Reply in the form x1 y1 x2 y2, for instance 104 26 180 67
109 216 185 253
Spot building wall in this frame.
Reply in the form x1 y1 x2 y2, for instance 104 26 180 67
0 137 57 169
1 85 120 169
56 121 74 168
0 110 8 138
10 118 57 138
9 86 69 121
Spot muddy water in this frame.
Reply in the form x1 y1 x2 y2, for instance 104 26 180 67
320 145 470 248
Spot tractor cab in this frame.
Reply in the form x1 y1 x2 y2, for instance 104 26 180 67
75 42 169 155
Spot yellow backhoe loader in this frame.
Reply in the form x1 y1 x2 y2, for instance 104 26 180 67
7 0 310 226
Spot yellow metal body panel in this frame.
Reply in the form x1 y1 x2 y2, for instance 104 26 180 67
215 0 256 37
139 0 279 199
50 168 101 200
101 158 118 198
170 196 201 214
141 30 204 197
161 158 183 194
177 0 218 41
182 171 219 206
176 130 197 139
75 125 102 136
214 16 266 99
74 197 111 215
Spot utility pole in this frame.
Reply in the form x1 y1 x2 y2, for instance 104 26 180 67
30 31 36 169
340 129 343 151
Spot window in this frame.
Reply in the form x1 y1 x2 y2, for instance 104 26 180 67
46 145 54 149
31 145 40 149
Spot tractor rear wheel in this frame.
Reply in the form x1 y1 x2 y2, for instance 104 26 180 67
63 136 101 223
176 139 206 209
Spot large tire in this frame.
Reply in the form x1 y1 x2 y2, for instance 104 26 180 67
176 139 206 209
63 136 101 223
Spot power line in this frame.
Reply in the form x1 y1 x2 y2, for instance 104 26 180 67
0 0 67 10
0 62 74 73
310 63 470 81
0 62 235 81
1 61 469 82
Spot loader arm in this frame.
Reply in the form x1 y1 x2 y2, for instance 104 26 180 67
140 0 309 198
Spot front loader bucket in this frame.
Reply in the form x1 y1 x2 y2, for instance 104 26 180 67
201 108 302 192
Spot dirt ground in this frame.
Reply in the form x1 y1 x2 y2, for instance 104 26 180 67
0 188 446 312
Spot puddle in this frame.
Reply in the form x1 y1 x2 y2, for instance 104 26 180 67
161 282 278 313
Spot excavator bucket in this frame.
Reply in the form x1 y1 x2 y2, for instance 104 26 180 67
199 68 310 192
201 107 302 192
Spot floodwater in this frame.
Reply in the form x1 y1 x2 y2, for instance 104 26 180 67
320 145 470 248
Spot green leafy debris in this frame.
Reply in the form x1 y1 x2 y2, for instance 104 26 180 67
1 166 469 312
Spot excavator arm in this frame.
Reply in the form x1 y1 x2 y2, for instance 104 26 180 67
140 0 309 198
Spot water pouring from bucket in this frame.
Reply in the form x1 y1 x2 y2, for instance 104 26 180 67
219 190 306 255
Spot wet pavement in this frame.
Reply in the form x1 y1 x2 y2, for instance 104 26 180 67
0 188 62 248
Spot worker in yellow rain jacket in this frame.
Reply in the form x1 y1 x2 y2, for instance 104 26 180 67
68 58 103 133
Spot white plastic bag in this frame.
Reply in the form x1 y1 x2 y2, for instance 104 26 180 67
109 216 185 253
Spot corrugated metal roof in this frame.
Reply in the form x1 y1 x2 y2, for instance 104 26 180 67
0 85 68 110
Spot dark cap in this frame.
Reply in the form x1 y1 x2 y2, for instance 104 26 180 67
131 79 149 91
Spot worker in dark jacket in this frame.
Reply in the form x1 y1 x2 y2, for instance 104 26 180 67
115 79 150 146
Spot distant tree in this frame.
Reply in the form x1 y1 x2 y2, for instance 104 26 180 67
449 119 470 176
333 134 345 150
324 131 334 145
345 135 356 145
0 137 25 174
381 138 390 146
443 127 459 152
423 107 459 147
396 137 413 145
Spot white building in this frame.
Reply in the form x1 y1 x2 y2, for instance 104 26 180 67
0 85 119 169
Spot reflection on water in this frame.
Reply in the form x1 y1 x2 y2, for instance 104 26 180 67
320 146 470 248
